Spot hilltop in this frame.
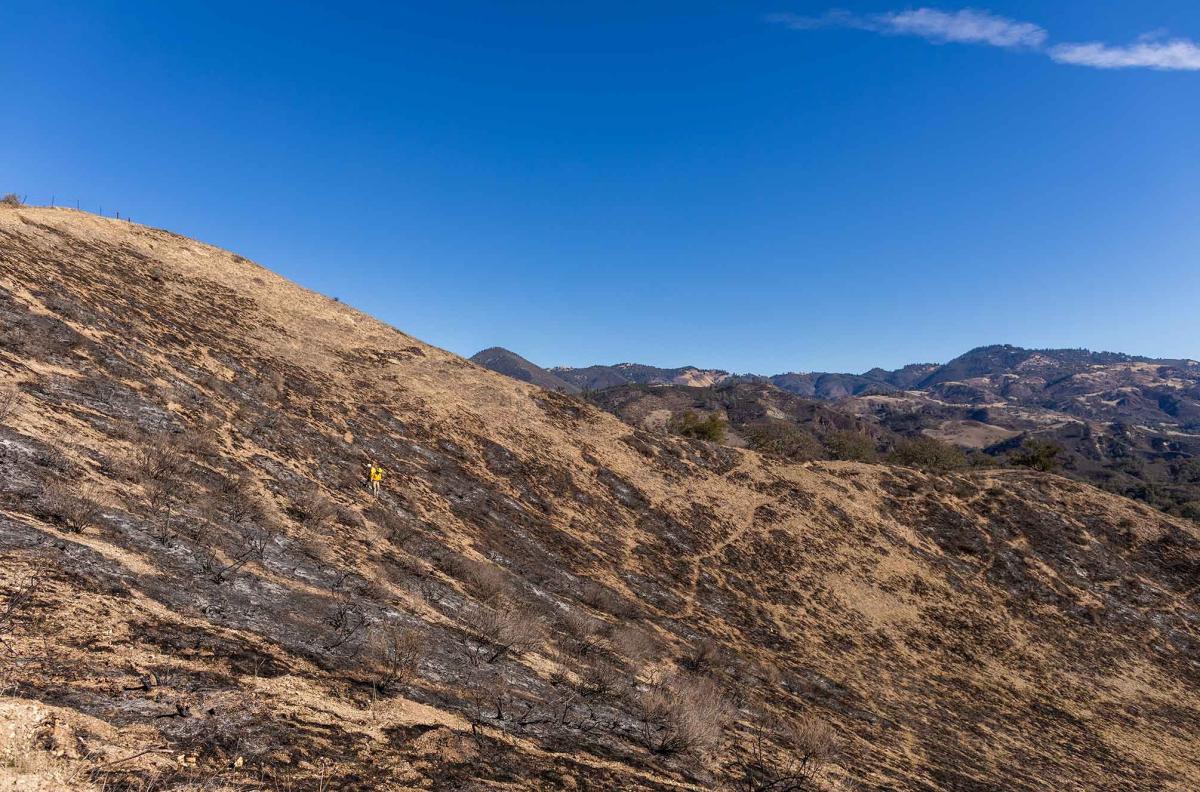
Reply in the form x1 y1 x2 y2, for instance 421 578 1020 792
2 206 1200 791
468 347 580 395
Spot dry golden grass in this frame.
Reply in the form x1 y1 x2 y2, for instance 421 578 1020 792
0 207 1197 790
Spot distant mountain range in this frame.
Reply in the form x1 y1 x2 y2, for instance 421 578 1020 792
474 344 1200 520
470 347 940 397
475 343 1199 402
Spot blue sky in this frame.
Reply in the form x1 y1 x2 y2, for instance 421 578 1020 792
4 2 1198 373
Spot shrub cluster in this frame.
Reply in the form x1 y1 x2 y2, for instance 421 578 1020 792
825 430 879 463
1008 438 1062 472
374 626 423 692
671 410 727 443
887 435 965 470
733 714 839 791
632 673 731 756
36 482 102 533
743 421 822 461
467 605 546 664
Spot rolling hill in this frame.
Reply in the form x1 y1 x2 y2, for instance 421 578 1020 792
468 347 581 394
549 361 732 392
477 345 1200 521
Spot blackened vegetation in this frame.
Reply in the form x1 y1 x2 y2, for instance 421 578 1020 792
0 566 39 654
1 215 1198 791
532 389 594 427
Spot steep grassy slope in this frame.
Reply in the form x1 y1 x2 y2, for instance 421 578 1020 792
1 207 1199 791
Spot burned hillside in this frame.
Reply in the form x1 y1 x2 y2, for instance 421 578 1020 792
1 206 1199 791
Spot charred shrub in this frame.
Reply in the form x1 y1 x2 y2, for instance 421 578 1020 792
463 605 546 664
608 622 659 665
221 479 268 526
678 637 724 675
457 663 547 760
287 489 337 531
195 523 272 584
372 625 423 692
555 610 606 658
632 673 731 757
177 424 222 461
127 433 188 484
368 505 418 547
174 695 276 766
453 558 516 604
36 482 102 533
732 714 839 791
0 386 18 423
412 570 448 604
324 593 368 656
336 504 365 531
0 570 39 653
32 443 73 476
580 580 633 617
144 482 180 544
566 659 623 706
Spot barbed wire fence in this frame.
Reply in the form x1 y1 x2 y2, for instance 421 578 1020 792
6 193 136 224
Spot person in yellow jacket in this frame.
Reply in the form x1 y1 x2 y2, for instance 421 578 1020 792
367 461 384 495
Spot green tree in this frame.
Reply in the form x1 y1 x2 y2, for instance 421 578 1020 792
825 431 878 462
671 410 727 443
1009 438 1062 472
744 421 822 461
887 436 966 471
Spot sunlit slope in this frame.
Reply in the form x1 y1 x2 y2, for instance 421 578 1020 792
1 205 1198 791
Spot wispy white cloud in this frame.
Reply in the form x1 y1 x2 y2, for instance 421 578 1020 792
880 8 1047 48
766 8 1046 49
769 7 1200 72
1049 37 1200 71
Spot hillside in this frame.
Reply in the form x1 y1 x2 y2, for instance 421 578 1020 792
2 206 1200 791
583 381 893 461
468 348 580 395
842 346 1200 519
547 362 732 392
763 365 939 400
480 345 1200 521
